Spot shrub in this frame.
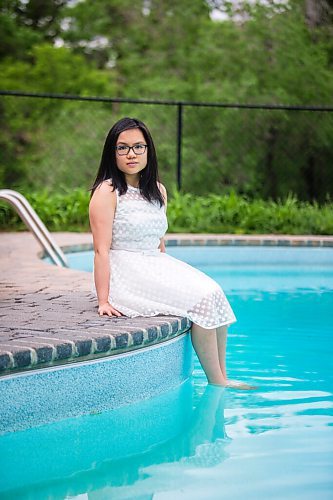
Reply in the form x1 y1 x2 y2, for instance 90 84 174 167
0 188 332 234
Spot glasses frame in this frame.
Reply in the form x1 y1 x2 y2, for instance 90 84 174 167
115 144 148 156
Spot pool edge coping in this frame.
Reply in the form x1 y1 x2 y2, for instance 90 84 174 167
58 233 333 254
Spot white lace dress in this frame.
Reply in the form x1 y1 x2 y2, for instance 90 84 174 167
92 184 236 329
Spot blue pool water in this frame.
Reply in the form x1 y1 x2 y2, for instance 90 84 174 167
1 246 333 499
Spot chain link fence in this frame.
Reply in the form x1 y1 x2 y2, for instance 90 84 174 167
1 91 333 202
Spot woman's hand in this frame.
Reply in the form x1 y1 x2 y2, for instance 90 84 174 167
98 302 123 317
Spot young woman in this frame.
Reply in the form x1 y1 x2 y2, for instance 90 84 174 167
89 117 254 390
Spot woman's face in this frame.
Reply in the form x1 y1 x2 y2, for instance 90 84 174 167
115 128 148 183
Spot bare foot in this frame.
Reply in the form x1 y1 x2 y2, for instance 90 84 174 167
208 379 258 390
225 379 258 390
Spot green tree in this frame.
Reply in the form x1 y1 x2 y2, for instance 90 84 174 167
0 0 332 201
0 43 116 188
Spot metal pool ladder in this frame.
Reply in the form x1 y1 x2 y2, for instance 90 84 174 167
0 189 68 267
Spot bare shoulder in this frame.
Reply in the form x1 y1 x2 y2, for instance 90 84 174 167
157 181 167 200
89 180 116 212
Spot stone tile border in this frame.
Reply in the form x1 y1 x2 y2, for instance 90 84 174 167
0 315 191 376
165 234 333 247
58 234 333 255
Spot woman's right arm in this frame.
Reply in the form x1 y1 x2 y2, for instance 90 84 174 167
89 182 122 317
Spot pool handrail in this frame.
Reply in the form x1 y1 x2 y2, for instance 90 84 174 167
0 189 68 267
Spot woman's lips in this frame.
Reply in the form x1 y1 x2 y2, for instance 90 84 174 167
127 162 138 166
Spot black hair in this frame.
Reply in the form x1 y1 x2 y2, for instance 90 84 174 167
90 117 164 207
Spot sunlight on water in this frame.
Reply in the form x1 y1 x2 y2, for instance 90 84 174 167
1 246 333 499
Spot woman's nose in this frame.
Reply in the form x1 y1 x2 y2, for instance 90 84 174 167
127 146 137 157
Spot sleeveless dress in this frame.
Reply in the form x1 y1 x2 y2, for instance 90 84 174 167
92 184 236 329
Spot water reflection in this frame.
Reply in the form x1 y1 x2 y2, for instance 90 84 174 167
0 382 230 499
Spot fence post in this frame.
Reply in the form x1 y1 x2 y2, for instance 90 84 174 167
177 103 183 190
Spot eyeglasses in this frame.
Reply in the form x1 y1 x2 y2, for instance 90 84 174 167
115 144 147 156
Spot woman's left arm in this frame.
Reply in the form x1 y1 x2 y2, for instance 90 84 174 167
159 238 166 253
158 182 168 253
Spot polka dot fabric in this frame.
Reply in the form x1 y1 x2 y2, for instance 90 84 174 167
111 185 168 253
92 183 236 329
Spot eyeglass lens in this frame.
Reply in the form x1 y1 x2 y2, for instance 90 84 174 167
116 145 147 155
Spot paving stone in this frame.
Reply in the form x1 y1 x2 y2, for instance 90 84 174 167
147 326 158 342
75 339 93 356
0 353 11 370
115 333 129 349
36 346 54 364
131 331 144 345
95 336 112 352
56 343 74 359
13 349 32 368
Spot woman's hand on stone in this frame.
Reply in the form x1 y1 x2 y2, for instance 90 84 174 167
98 302 123 317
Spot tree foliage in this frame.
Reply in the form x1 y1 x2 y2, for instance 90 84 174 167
0 0 333 202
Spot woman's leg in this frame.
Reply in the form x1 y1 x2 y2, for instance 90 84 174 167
216 325 228 378
191 324 226 385
216 324 257 389
192 323 257 390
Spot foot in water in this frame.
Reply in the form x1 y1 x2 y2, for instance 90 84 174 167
209 379 258 390
225 379 258 390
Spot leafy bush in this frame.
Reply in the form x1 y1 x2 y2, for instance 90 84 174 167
0 188 91 232
1 188 332 235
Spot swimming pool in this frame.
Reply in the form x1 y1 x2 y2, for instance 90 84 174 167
1 245 332 499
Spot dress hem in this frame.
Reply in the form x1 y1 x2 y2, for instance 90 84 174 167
109 299 236 330
187 318 237 330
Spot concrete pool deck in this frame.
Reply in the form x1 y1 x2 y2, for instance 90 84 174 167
1 231 333 376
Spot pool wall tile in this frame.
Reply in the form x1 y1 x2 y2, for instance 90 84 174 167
95 336 111 352
0 333 193 434
75 339 92 356
147 326 158 342
36 346 54 364
56 343 73 359
13 350 31 368
0 354 11 371
0 380 194 492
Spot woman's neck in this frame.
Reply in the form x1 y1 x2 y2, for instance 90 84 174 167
124 173 140 188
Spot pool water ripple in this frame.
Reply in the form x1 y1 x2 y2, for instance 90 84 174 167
1 246 332 499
